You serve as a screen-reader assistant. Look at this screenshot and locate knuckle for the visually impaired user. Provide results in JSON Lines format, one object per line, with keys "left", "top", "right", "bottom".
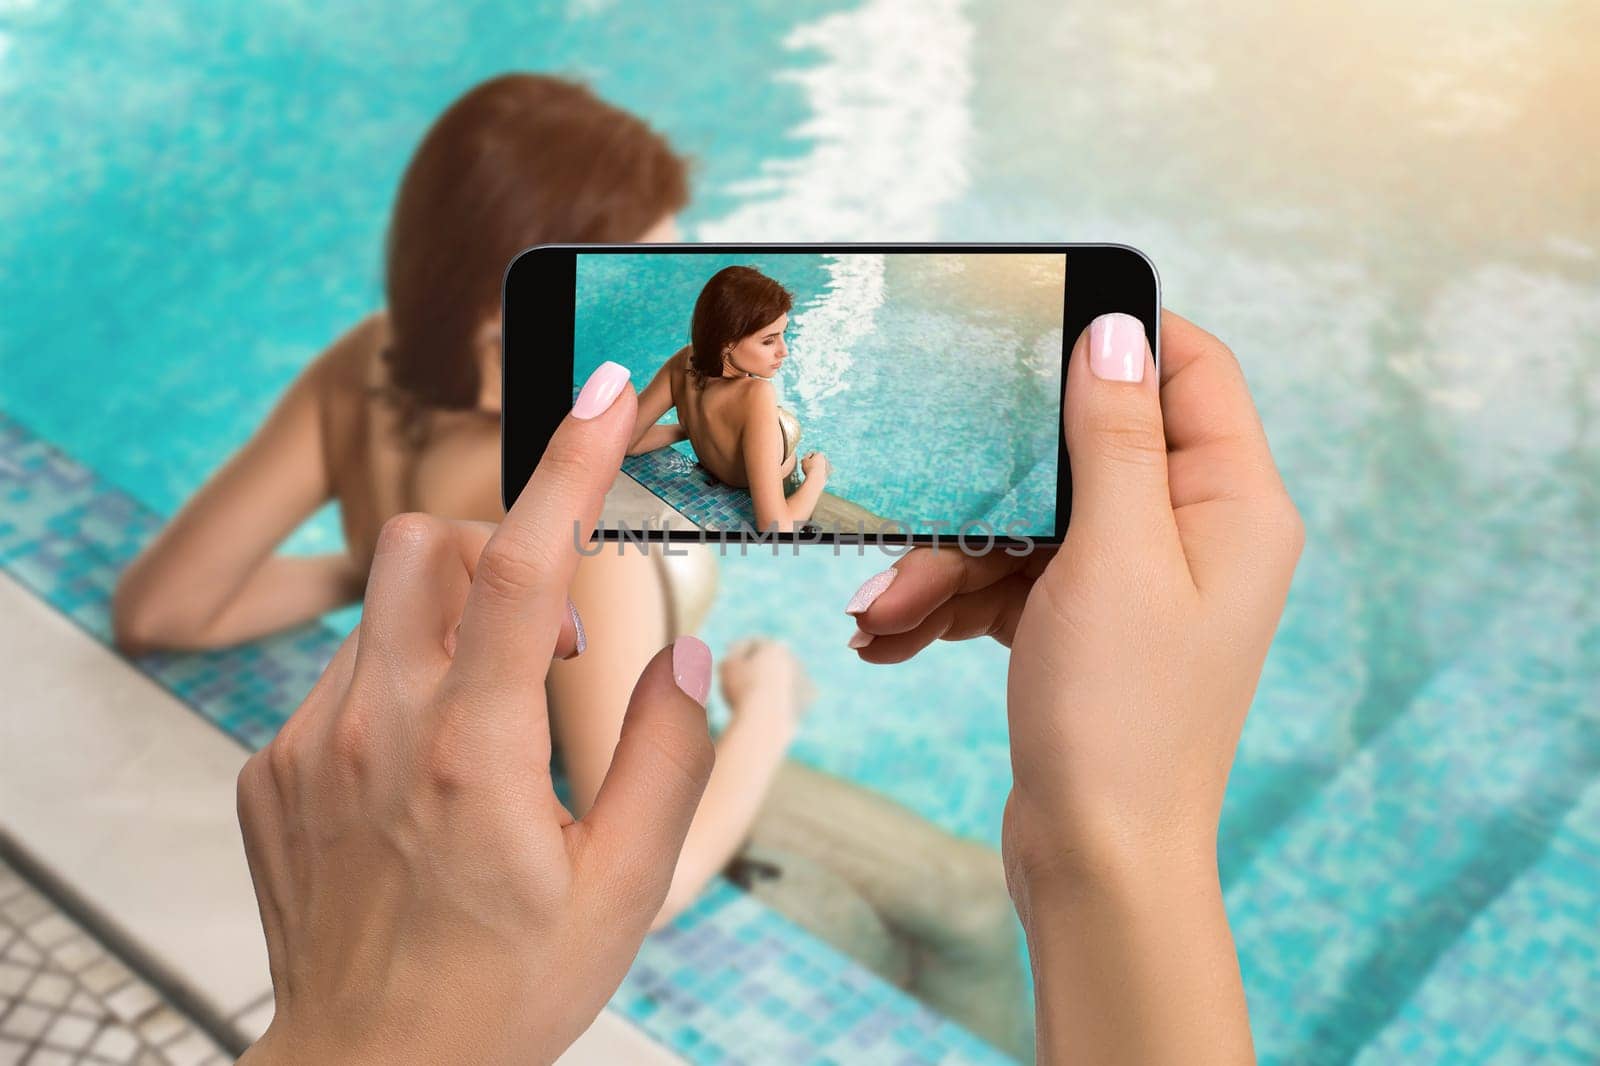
{"left": 1275, "top": 497, "right": 1307, "bottom": 559}
{"left": 236, "top": 753, "right": 272, "bottom": 814}
{"left": 1187, "top": 321, "right": 1244, "bottom": 373}
{"left": 1254, "top": 492, "right": 1306, "bottom": 560}
{"left": 265, "top": 733, "right": 300, "bottom": 793}
{"left": 539, "top": 443, "right": 591, "bottom": 487}
{"left": 374, "top": 512, "right": 446, "bottom": 559}
{"left": 1086, "top": 413, "right": 1167, "bottom": 467}
{"left": 329, "top": 711, "right": 374, "bottom": 777}
{"left": 645, "top": 716, "right": 717, "bottom": 794}
{"left": 676, "top": 723, "right": 717, "bottom": 785}
{"left": 418, "top": 727, "right": 473, "bottom": 797}
{"left": 474, "top": 533, "right": 558, "bottom": 604}
{"left": 527, "top": 447, "right": 592, "bottom": 510}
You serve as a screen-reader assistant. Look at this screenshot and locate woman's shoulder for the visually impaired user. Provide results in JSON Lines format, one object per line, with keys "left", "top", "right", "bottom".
{"left": 663, "top": 344, "right": 692, "bottom": 378}
{"left": 733, "top": 375, "right": 778, "bottom": 409}
{"left": 308, "top": 312, "right": 390, "bottom": 396}
{"left": 708, "top": 377, "right": 771, "bottom": 443}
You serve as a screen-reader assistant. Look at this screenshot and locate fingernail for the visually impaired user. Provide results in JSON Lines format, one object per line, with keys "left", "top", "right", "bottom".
{"left": 845, "top": 569, "right": 896, "bottom": 615}
{"left": 847, "top": 629, "right": 875, "bottom": 650}
{"left": 572, "top": 360, "right": 631, "bottom": 419}
{"left": 564, "top": 599, "right": 586, "bottom": 660}
{"left": 672, "top": 636, "right": 712, "bottom": 706}
{"left": 1088, "top": 313, "right": 1146, "bottom": 383}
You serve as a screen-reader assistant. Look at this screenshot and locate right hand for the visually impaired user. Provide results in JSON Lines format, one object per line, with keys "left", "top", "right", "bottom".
{"left": 801, "top": 450, "right": 830, "bottom": 482}
{"left": 237, "top": 361, "right": 716, "bottom": 1066}
{"left": 847, "top": 311, "right": 1303, "bottom": 881}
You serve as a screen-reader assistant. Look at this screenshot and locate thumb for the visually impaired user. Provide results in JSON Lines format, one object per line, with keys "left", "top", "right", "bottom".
{"left": 1062, "top": 313, "right": 1179, "bottom": 550}
{"left": 578, "top": 637, "right": 715, "bottom": 909}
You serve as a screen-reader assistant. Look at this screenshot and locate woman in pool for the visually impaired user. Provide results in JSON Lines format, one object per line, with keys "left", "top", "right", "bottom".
{"left": 110, "top": 73, "right": 1028, "bottom": 1053}
{"left": 627, "top": 266, "right": 830, "bottom": 532}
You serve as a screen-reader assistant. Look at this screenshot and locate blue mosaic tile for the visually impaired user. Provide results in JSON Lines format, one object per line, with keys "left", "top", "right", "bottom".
{"left": 623, "top": 444, "right": 760, "bottom": 532}
{"left": 623, "top": 883, "right": 1006, "bottom": 1065}
{"left": 0, "top": 410, "right": 1014, "bottom": 1065}
{"left": 0, "top": 412, "right": 342, "bottom": 749}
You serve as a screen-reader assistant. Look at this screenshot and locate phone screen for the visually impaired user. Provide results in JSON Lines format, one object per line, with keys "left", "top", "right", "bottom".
{"left": 503, "top": 244, "right": 1159, "bottom": 547}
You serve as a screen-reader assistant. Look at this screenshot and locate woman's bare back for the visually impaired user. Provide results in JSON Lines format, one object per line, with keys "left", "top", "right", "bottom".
{"left": 666, "top": 347, "right": 797, "bottom": 487}
{"left": 319, "top": 315, "right": 503, "bottom": 573}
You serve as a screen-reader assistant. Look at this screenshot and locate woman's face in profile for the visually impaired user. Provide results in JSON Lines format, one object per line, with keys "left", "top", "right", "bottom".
{"left": 726, "top": 313, "right": 790, "bottom": 378}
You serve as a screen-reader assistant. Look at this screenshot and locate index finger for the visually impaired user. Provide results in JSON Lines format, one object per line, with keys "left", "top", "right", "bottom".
{"left": 851, "top": 547, "right": 1036, "bottom": 636}
{"left": 1160, "top": 310, "right": 1290, "bottom": 508}
{"left": 1160, "top": 312, "right": 1302, "bottom": 598}
{"left": 450, "top": 361, "right": 635, "bottom": 701}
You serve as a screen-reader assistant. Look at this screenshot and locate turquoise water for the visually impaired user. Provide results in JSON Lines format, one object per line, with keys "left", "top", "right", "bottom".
{"left": 2, "top": 1, "right": 1597, "bottom": 1062}
{"left": 575, "top": 251, "right": 1063, "bottom": 534}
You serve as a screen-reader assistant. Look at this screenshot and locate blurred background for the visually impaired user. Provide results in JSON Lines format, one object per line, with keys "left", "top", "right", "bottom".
{"left": 1, "top": 1, "right": 1595, "bottom": 1064}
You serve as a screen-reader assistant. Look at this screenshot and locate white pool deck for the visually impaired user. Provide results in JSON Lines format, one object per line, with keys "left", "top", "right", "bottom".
{"left": 0, "top": 571, "right": 681, "bottom": 1064}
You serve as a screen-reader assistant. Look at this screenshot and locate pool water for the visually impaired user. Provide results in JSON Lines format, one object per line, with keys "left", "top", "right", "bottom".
{"left": 575, "top": 250, "right": 1063, "bottom": 535}
{"left": 3, "top": 1, "right": 1598, "bottom": 1063}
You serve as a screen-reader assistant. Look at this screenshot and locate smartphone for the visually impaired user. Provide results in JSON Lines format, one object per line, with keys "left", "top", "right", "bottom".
{"left": 502, "top": 243, "right": 1158, "bottom": 548}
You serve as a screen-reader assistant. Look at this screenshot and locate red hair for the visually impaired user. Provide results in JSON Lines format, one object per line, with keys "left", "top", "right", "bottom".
{"left": 384, "top": 74, "right": 689, "bottom": 432}
{"left": 688, "top": 266, "right": 793, "bottom": 380}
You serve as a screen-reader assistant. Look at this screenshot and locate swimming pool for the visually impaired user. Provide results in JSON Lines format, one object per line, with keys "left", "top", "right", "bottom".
{"left": 3, "top": 1, "right": 1597, "bottom": 1063}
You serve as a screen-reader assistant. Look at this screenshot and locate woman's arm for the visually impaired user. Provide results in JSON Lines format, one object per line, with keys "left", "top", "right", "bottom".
{"left": 742, "top": 387, "right": 826, "bottom": 530}
{"left": 547, "top": 551, "right": 793, "bottom": 930}
{"left": 111, "top": 322, "right": 374, "bottom": 653}
{"left": 629, "top": 422, "right": 687, "bottom": 455}
{"left": 625, "top": 350, "right": 687, "bottom": 455}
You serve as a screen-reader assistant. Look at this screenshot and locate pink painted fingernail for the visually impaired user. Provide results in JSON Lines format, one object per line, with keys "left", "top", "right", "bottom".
{"left": 572, "top": 360, "right": 631, "bottom": 419}
{"left": 847, "top": 629, "right": 875, "bottom": 650}
{"left": 845, "top": 569, "right": 896, "bottom": 615}
{"left": 1088, "top": 313, "right": 1146, "bottom": 383}
{"left": 672, "top": 636, "right": 712, "bottom": 706}
{"left": 565, "top": 599, "right": 586, "bottom": 660}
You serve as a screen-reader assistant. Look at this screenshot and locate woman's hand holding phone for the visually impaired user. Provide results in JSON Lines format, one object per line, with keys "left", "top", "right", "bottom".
{"left": 237, "top": 362, "right": 716, "bottom": 1066}
{"left": 848, "top": 311, "right": 1303, "bottom": 1065}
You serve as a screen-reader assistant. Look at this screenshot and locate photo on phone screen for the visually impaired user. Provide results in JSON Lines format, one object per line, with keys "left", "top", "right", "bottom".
{"left": 502, "top": 244, "right": 1159, "bottom": 547}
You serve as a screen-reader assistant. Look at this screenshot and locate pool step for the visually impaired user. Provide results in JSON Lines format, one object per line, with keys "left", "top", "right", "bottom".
{"left": 1221, "top": 581, "right": 1598, "bottom": 1064}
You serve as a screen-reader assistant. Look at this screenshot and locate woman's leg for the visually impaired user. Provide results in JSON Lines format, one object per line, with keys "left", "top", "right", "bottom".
{"left": 548, "top": 550, "right": 794, "bottom": 927}
{"left": 742, "top": 763, "right": 1031, "bottom": 1060}
{"left": 730, "top": 840, "right": 914, "bottom": 986}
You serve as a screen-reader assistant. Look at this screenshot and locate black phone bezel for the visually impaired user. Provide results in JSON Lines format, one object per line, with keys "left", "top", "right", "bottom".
{"left": 502, "top": 242, "right": 1160, "bottom": 548}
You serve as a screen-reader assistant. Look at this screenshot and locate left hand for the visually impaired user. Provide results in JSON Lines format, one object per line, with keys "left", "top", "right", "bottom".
{"left": 237, "top": 361, "right": 716, "bottom": 1066}
{"left": 847, "top": 311, "right": 1298, "bottom": 1064}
